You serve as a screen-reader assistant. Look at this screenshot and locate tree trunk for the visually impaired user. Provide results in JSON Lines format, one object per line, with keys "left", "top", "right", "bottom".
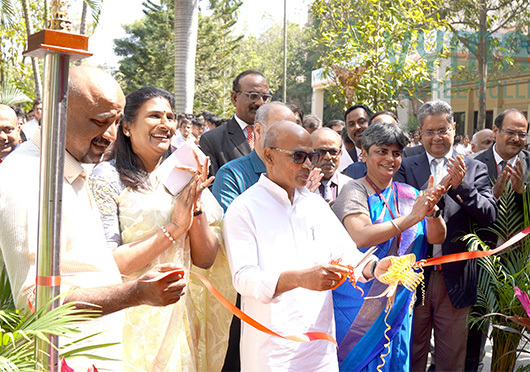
{"left": 21, "top": 0, "right": 42, "bottom": 100}
{"left": 74, "top": 1, "right": 89, "bottom": 66}
{"left": 476, "top": 0, "right": 488, "bottom": 130}
{"left": 174, "top": 0, "right": 198, "bottom": 113}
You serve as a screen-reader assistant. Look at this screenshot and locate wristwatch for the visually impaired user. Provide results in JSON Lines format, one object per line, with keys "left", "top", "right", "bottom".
{"left": 427, "top": 206, "right": 441, "bottom": 219}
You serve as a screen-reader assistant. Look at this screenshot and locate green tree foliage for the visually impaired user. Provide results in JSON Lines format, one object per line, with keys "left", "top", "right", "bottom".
{"left": 114, "top": 0, "right": 174, "bottom": 94}
{"left": 310, "top": 0, "right": 447, "bottom": 112}
{"left": 115, "top": 0, "right": 243, "bottom": 117}
{"left": 440, "top": 0, "right": 530, "bottom": 130}
{"left": 236, "top": 21, "right": 319, "bottom": 117}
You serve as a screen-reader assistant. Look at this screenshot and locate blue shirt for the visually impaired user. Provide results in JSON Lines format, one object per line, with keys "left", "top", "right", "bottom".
{"left": 212, "top": 150, "right": 266, "bottom": 212}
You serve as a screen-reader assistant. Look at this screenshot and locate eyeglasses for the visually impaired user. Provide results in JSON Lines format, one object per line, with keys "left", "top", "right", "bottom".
{"left": 269, "top": 147, "right": 321, "bottom": 165}
{"left": 422, "top": 127, "right": 452, "bottom": 137}
{"left": 501, "top": 128, "right": 527, "bottom": 139}
{"left": 314, "top": 148, "right": 341, "bottom": 158}
{"left": 237, "top": 91, "right": 272, "bottom": 103}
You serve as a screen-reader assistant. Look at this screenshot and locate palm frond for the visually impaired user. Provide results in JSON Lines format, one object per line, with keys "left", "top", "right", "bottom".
{"left": 0, "top": 0, "right": 15, "bottom": 27}
{"left": 83, "top": 0, "right": 102, "bottom": 26}
{"left": 0, "top": 82, "right": 31, "bottom": 107}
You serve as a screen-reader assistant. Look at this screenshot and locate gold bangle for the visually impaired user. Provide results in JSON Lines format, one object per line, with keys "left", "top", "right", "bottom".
{"left": 390, "top": 219, "right": 402, "bottom": 233}
{"left": 161, "top": 225, "right": 177, "bottom": 245}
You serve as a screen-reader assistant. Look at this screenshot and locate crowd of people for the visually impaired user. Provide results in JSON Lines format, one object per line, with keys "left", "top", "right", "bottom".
{"left": 0, "top": 66, "right": 529, "bottom": 372}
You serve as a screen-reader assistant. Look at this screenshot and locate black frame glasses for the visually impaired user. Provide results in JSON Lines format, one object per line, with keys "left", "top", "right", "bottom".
{"left": 269, "top": 147, "right": 320, "bottom": 165}
{"left": 500, "top": 128, "right": 527, "bottom": 139}
{"left": 422, "top": 127, "right": 453, "bottom": 137}
{"left": 237, "top": 91, "right": 273, "bottom": 103}
{"left": 314, "top": 147, "right": 341, "bottom": 158}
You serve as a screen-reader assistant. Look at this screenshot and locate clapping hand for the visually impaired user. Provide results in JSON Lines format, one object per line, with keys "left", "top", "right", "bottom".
{"left": 306, "top": 167, "right": 324, "bottom": 193}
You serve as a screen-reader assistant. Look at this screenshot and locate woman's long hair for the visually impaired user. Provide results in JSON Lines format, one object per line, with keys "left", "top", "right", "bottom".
{"left": 109, "top": 87, "right": 175, "bottom": 190}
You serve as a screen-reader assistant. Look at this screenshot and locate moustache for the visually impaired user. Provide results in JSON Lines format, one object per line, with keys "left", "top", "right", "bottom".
{"left": 92, "top": 137, "right": 111, "bottom": 147}
{"left": 249, "top": 105, "right": 260, "bottom": 111}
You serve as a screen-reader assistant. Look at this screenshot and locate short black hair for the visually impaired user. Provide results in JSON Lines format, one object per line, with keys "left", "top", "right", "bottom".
{"left": 232, "top": 70, "right": 265, "bottom": 92}
{"left": 361, "top": 122, "right": 409, "bottom": 152}
{"left": 344, "top": 104, "right": 373, "bottom": 122}
{"left": 494, "top": 108, "right": 528, "bottom": 131}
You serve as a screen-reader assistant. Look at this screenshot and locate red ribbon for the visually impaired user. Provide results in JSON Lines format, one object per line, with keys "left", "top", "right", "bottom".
{"left": 413, "top": 225, "right": 530, "bottom": 268}
{"left": 141, "top": 268, "right": 337, "bottom": 345}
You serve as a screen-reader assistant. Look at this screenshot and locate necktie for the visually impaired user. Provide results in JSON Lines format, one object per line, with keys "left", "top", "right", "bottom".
{"left": 431, "top": 158, "right": 444, "bottom": 186}
{"left": 498, "top": 160, "right": 507, "bottom": 175}
{"left": 246, "top": 125, "right": 254, "bottom": 150}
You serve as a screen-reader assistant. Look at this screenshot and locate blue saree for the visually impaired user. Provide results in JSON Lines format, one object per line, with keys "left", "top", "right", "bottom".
{"left": 333, "top": 181, "right": 427, "bottom": 372}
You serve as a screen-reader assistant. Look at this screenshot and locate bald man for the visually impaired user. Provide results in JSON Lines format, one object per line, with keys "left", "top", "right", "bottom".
{"left": 223, "top": 121, "right": 392, "bottom": 372}
{"left": 212, "top": 101, "right": 296, "bottom": 212}
{"left": 0, "top": 105, "right": 22, "bottom": 162}
{"left": 471, "top": 128, "right": 494, "bottom": 154}
{"left": 0, "top": 66, "right": 186, "bottom": 371}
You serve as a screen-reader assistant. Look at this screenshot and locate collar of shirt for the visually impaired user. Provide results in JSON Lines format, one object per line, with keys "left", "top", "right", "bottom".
{"left": 31, "top": 130, "right": 88, "bottom": 184}
{"left": 492, "top": 143, "right": 517, "bottom": 168}
{"left": 234, "top": 114, "right": 253, "bottom": 137}
{"left": 258, "top": 173, "right": 311, "bottom": 207}
{"left": 249, "top": 150, "right": 266, "bottom": 174}
{"left": 425, "top": 147, "right": 454, "bottom": 166}
{"left": 356, "top": 145, "right": 362, "bottom": 160}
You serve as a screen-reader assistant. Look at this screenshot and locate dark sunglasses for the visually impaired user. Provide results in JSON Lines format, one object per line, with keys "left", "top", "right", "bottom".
{"left": 237, "top": 91, "right": 273, "bottom": 103}
{"left": 314, "top": 148, "right": 341, "bottom": 157}
{"left": 269, "top": 147, "right": 320, "bottom": 165}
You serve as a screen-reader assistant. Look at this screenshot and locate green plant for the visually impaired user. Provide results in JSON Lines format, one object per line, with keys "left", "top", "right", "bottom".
{"left": 464, "top": 185, "right": 530, "bottom": 372}
{"left": 0, "top": 268, "right": 114, "bottom": 370}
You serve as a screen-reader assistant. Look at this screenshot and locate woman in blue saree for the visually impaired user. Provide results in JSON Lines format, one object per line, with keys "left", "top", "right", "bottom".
{"left": 332, "top": 123, "right": 447, "bottom": 371}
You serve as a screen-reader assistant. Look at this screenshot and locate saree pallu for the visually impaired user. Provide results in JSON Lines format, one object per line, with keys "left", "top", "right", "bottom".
{"left": 333, "top": 182, "right": 427, "bottom": 372}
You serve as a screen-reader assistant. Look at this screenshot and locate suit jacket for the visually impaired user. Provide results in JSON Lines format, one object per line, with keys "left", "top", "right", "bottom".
{"left": 402, "top": 144, "right": 425, "bottom": 158}
{"left": 347, "top": 147, "right": 359, "bottom": 163}
{"left": 342, "top": 161, "right": 367, "bottom": 179}
{"left": 474, "top": 145, "right": 530, "bottom": 185}
{"left": 199, "top": 117, "right": 251, "bottom": 176}
{"left": 394, "top": 153, "right": 498, "bottom": 308}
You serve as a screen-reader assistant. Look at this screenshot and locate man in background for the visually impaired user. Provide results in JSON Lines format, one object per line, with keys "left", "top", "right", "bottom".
{"left": 200, "top": 70, "right": 271, "bottom": 176}
{"left": 0, "top": 105, "right": 23, "bottom": 162}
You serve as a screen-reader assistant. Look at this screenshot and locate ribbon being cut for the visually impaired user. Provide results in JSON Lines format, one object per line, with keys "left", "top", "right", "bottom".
{"left": 57, "top": 225, "right": 530, "bottom": 371}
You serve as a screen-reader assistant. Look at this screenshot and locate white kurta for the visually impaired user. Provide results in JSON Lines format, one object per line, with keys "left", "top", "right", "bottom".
{"left": 0, "top": 133, "right": 124, "bottom": 371}
{"left": 224, "top": 174, "right": 370, "bottom": 372}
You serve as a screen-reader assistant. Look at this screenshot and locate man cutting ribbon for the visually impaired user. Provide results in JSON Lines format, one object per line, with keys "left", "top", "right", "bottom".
{"left": 223, "top": 121, "right": 394, "bottom": 372}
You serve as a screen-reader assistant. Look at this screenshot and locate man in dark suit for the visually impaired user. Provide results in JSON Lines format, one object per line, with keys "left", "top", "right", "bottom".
{"left": 199, "top": 70, "right": 271, "bottom": 176}
{"left": 344, "top": 104, "right": 372, "bottom": 163}
{"left": 466, "top": 109, "right": 530, "bottom": 371}
{"left": 402, "top": 143, "right": 425, "bottom": 157}
{"left": 475, "top": 109, "right": 530, "bottom": 197}
{"left": 394, "top": 100, "right": 497, "bottom": 372}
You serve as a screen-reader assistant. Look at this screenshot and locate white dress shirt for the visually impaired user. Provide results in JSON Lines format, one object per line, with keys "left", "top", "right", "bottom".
{"left": 223, "top": 174, "right": 371, "bottom": 372}
{"left": 0, "top": 132, "right": 124, "bottom": 371}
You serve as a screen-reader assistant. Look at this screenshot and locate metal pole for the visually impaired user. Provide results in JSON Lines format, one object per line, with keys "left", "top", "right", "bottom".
{"left": 283, "top": 0, "right": 287, "bottom": 103}
{"left": 35, "top": 51, "right": 70, "bottom": 372}
{"left": 34, "top": 1, "right": 72, "bottom": 371}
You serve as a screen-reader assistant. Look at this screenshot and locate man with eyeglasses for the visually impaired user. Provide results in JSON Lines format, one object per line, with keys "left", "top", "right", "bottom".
{"left": 468, "top": 109, "right": 529, "bottom": 371}
{"left": 224, "top": 120, "right": 390, "bottom": 372}
{"left": 311, "top": 127, "right": 350, "bottom": 204}
{"left": 394, "top": 100, "right": 497, "bottom": 372}
{"left": 199, "top": 70, "right": 272, "bottom": 176}
{"left": 475, "top": 109, "right": 530, "bottom": 199}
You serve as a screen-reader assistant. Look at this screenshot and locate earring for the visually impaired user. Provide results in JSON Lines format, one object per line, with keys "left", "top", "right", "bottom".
{"left": 124, "top": 130, "right": 130, "bottom": 136}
